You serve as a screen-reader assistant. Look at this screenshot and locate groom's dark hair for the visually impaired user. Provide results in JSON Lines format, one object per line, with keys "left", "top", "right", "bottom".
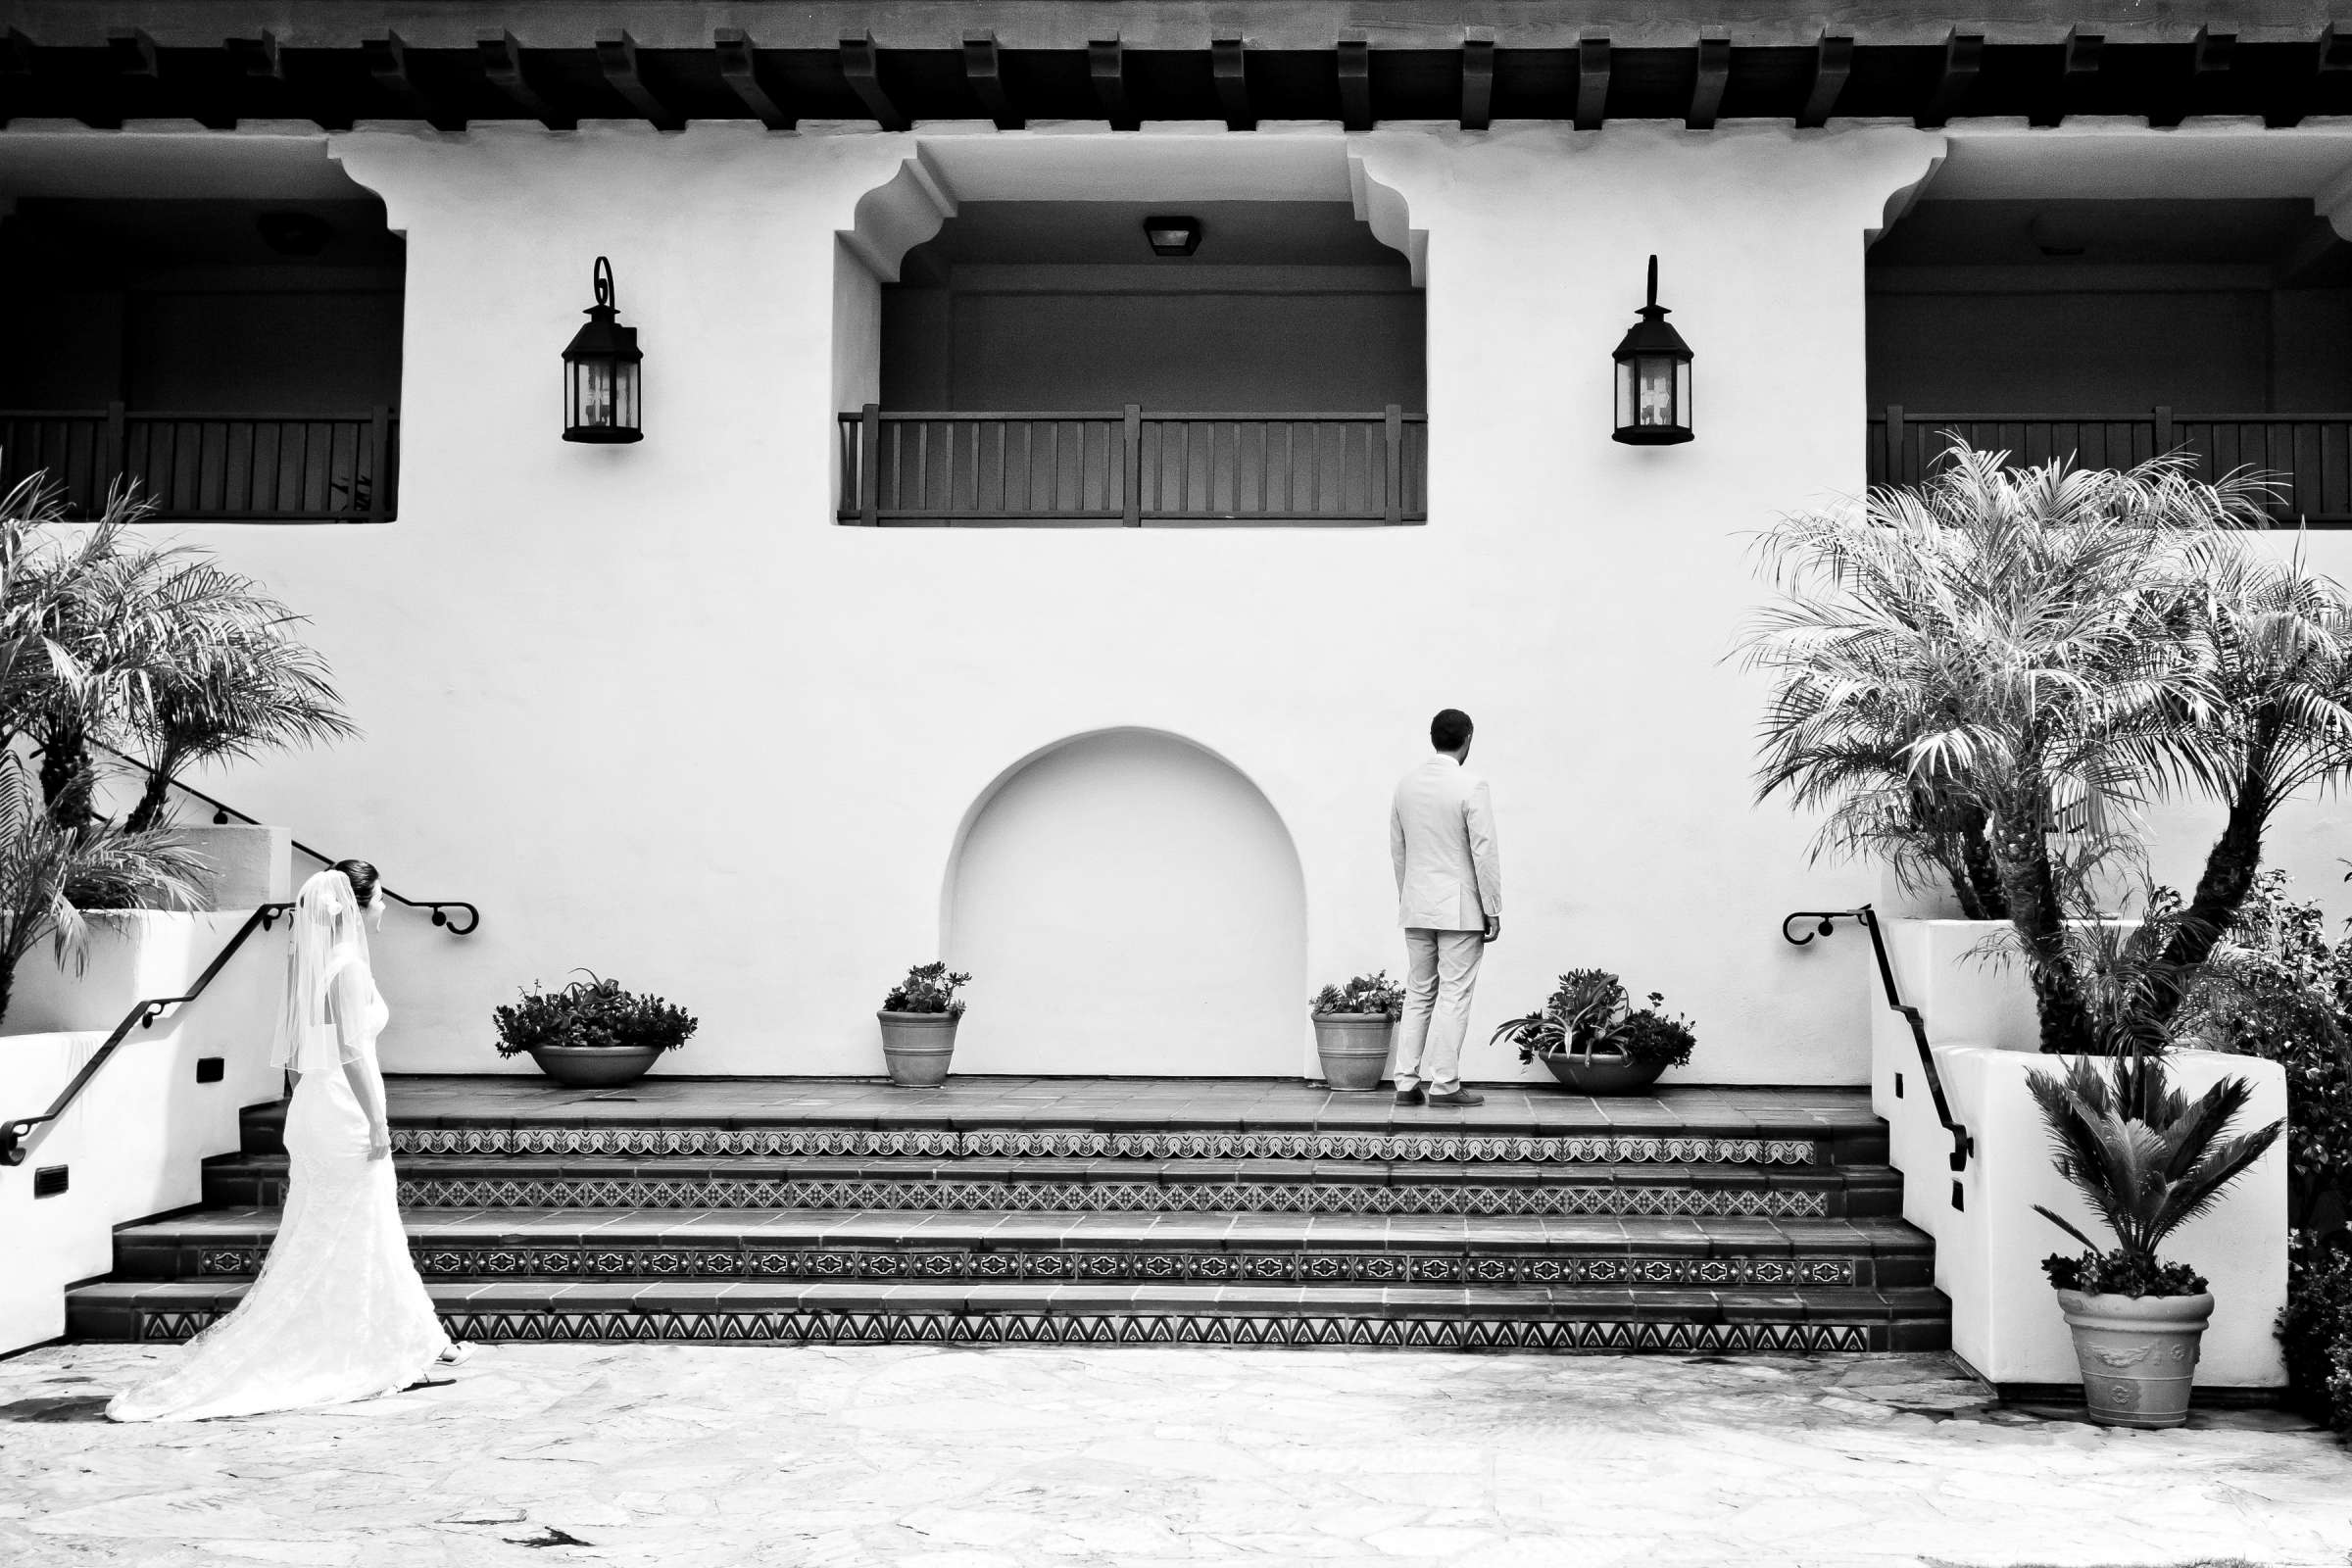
{"left": 1430, "top": 710, "right": 1474, "bottom": 752}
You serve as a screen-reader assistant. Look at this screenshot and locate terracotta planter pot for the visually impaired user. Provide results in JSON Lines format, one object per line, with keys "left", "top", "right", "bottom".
{"left": 1311, "top": 1012, "right": 1395, "bottom": 1092}
{"left": 878, "top": 1010, "right": 958, "bottom": 1088}
{"left": 2055, "top": 1288, "right": 2214, "bottom": 1428}
{"left": 1535, "top": 1048, "right": 1668, "bottom": 1096}
{"left": 525, "top": 1044, "right": 663, "bottom": 1089}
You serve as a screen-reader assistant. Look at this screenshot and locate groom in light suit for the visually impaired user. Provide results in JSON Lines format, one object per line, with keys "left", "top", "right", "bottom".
{"left": 1388, "top": 709, "right": 1502, "bottom": 1107}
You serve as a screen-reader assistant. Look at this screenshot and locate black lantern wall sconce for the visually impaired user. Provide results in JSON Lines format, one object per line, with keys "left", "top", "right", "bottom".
{"left": 562, "top": 256, "right": 643, "bottom": 444}
{"left": 1611, "top": 255, "right": 1693, "bottom": 446}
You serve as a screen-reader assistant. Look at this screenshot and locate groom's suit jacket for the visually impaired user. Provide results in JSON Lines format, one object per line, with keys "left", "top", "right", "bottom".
{"left": 1389, "top": 754, "right": 1503, "bottom": 932}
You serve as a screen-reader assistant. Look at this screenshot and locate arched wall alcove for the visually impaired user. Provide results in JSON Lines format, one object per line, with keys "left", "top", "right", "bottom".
{"left": 941, "top": 727, "right": 1307, "bottom": 1077}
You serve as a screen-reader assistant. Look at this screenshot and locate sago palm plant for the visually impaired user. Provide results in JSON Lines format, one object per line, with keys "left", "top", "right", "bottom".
{"left": 2029, "top": 1049, "right": 2282, "bottom": 1295}
{"left": 1742, "top": 444, "right": 2272, "bottom": 1054}
{"left": 122, "top": 622, "right": 357, "bottom": 832}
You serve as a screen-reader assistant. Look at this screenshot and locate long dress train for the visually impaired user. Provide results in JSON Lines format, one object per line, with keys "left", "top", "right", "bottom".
{"left": 107, "top": 961, "right": 449, "bottom": 1421}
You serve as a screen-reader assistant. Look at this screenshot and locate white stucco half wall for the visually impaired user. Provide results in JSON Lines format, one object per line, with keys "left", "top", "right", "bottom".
{"left": 0, "top": 912, "right": 286, "bottom": 1353}
{"left": 1869, "top": 918, "right": 2287, "bottom": 1389}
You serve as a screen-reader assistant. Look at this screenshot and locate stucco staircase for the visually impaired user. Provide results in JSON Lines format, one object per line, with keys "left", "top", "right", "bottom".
{"left": 69, "top": 1078, "right": 1949, "bottom": 1352}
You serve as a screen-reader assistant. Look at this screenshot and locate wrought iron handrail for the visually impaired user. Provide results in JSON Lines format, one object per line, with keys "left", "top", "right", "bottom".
{"left": 0, "top": 902, "right": 289, "bottom": 1166}
{"left": 80, "top": 739, "right": 479, "bottom": 936}
{"left": 1782, "top": 905, "right": 1975, "bottom": 1189}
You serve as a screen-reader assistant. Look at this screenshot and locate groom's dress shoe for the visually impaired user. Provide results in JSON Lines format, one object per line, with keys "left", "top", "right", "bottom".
{"left": 1394, "top": 1087, "right": 1426, "bottom": 1105}
{"left": 1426, "top": 1089, "right": 1486, "bottom": 1106}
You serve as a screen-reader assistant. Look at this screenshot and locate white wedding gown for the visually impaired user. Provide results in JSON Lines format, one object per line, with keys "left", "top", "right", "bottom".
{"left": 108, "top": 955, "right": 449, "bottom": 1422}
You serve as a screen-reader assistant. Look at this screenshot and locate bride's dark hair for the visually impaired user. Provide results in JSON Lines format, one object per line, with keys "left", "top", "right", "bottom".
{"left": 331, "top": 858, "right": 380, "bottom": 907}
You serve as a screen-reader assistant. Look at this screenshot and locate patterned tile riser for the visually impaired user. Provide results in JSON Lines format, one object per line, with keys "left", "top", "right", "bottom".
{"left": 390, "top": 1127, "right": 1820, "bottom": 1165}
{"left": 383, "top": 1178, "right": 1836, "bottom": 1219}
{"left": 192, "top": 1246, "right": 1862, "bottom": 1288}
{"left": 133, "top": 1308, "right": 1882, "bottom": 1353}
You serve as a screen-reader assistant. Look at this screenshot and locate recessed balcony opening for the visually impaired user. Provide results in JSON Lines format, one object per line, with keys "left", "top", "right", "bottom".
{"left": 0, "top": 187, "right": 403, "bottom": 522}
{"left": 1867, "top": 194, "right": 2352, "bottom": 524}
{"left": 845, "top": 197, "right": 1426, "bottom": 526}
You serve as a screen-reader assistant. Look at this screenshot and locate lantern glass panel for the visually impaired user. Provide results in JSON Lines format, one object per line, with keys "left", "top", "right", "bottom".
{"left": 1637, "top": 355, "right": 1680, "bottom": 430}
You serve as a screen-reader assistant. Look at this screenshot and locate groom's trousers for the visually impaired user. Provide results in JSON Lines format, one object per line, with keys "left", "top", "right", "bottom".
{"left": 1392, "top": 927, "right": 1484, "bottom": 1096}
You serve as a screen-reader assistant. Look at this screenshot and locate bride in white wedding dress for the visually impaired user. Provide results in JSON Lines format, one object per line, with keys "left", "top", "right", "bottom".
{"left": 109, "top": 861, "right": 458, "bottom": 1422}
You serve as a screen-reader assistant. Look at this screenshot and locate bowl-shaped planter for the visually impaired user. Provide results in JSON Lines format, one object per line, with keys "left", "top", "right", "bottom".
{"left": 525, "top": 1043, "right": 664, "bottom": 1089}
{"left": 879, "top": 1010, "right": 957, "bottom": 1088}
{"left": 2054, "top": 1289, "right": 2215, "bottom": 1428}
{"left": 1534, "top": 1047, "right": 1667, "bottom": 1096}
{"left": 1311, "top": 1012, "right": 1394, "bottom": 1092}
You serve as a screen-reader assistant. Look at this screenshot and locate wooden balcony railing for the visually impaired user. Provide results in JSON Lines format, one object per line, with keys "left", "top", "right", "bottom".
{"left": 1869, "top": 407, "right": 2352, "bottom": 526}
{"left": 0, "top": 405, "right": 398, "bottom": 522}
{"left": 838, "top": 405, "right": 1427, "bottom": 526}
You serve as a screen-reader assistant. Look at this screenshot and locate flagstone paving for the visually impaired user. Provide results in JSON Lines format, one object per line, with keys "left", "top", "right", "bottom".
{"left": 0, "top": 1346, "right": 2342, "bottom": 1568}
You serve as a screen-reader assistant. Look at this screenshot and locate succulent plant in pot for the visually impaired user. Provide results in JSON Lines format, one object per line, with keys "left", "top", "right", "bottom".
{"left": 878, "top": 962, "right": 969, "bottom": 1088}
{"left": 493, "top": 972, "right": 698, "bottom": 1089}
{"left": 1309, "top": 971, "right": 1405, "bottom": 1093}
{"left": 1489, "top": 969, "right": 1695, "bottom": 1095}
{"left": 2029, "top": 1051, "right": 2283, "bottom": 1428}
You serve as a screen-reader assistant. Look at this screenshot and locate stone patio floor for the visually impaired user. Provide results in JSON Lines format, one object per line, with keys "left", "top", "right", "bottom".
{"left": 1, "top": 1345, "right": 2344, "bottom": 1568}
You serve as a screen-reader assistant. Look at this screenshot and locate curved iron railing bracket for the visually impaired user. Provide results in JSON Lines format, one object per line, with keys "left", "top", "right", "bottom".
{"left": 1782, "top": 904, "right": 1975, "bottom": 1197}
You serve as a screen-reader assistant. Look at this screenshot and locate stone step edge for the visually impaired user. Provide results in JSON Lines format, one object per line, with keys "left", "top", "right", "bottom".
{"left": 344, "top": 1127, "right": 1865, "bottom": 1166}
{"left": 208, "top": 1155, "right": 1898, "bottom": 1186}
{"left": 69, "top": 1276, "right": 1949, "bottom": 1315}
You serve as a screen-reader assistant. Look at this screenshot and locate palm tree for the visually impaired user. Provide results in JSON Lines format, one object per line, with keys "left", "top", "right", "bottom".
{"left": 2120, "top": 538, "right": 2352, "bottom": 1032}
{"left": 1742, "top": 445, "right": 2270, "bottom": 1054}
{"left": 2028, "top": 1048, "right": 2282, "bottom": 1275}
{"left": 2, "top": 477, "right": 356, "bottom": 828}
{"left": 122, "top": 612, "right": 356, "bottom": 833}
{"left": 0, "top": 755, "right": 206, "bottom": 1026}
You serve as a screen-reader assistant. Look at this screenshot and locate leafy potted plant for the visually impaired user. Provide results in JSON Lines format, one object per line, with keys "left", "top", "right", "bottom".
{"left": 878, "top": 962, "right": 968, "bottom": 1088}
{"left": 493, "top": 971, "right": 698, "bottom": 1088}
{"left": 2029, "top": 1050, "right": 2283, "bottom": 1428}
{"left": 1490, "top": 969, "right": 1694, "bottom": 1094}
{"left": 1309, "top": 971, "right": 1404, "bottom": 1092}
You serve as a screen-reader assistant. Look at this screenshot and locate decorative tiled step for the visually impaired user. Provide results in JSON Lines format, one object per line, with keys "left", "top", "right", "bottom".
{"left": 243, "top": 1078, "right": 1893, "bottom": 1166}
{"left": 201, "top": 1155, "right": 1898, "bottom": 1218}
{"left": 66, "top": 1279, "right": 1954, "bottom": 1353}
{"left": 112, "top": 1210, "right": 1935, "bottom": 1290}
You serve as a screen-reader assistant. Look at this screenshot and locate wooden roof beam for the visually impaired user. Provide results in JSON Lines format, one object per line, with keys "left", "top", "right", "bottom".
{"left": 1459, "top": 30, "right": 1494, "bottom": 131}
{"left": 2193, "top": 25, "right": 2234, "bottom": 74}
{"left": 478, "top": 29, "right": 572, "bottom": 128}
{"left": 597, "top": 29, "right": 682, "bottom": 129}
{"left": 226, "top": 30, "right": 279, "bottom": 82}
{"left": 363, "top": 30, "right": 464, "bottom": 131}
{"left": 1338, "top": 32, "right": 1373, "bottom": 129}
{"left": 714, "top": 28, "right": 792, "bottom": 129}
{"left": 964, "top": 31, "right": 1020, "bottom": 129}
{"left": 1920, "top": 31, "right": 1981, "bottom": 127}
{"left": 1213, "top": 36, "right": 1252, "bottom": 130}
{"left": 107, "top": 27, "right": 156, "bottom": 78}
{"left": 1575, "top": 36, "right": 1609, "bottom": 130}
{"left": 1797, "top": 33, "right": 1852, "bottom": 127}
{"left": 1089, "top": 37, "right": 1136, "bottom": 130}
{"left": 1687, "top": 36, "right": 1729, "bottom": 129}
{"left": 841, "top": 32, "right": 906, "bottom": 131}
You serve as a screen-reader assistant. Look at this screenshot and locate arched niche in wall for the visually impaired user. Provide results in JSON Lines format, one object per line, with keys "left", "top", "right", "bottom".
{"left": 940, "top": 727, "right": 1307, "bottom": 1077}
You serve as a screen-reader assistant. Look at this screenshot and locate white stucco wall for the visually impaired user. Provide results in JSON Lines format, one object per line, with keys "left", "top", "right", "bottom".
{"left": 26, "top": 117, "right": 2345, "bottom": 1086}
{"left": 94, "top": 118, "right": 1935, "bottom": 1084}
